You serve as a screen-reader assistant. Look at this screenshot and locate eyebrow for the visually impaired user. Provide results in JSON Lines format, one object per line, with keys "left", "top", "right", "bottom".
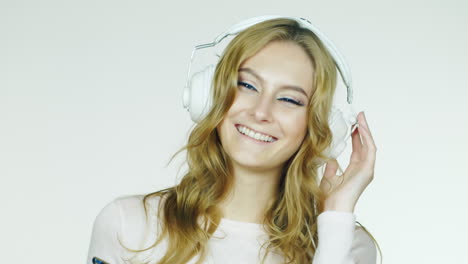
{"left": 238, "top": 67, "right": 309, "bottom": 98}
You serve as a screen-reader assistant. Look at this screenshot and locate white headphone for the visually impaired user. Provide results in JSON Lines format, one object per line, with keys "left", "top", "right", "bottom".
{"left": 183, "top": 15, "right": 358, "bottom": 159}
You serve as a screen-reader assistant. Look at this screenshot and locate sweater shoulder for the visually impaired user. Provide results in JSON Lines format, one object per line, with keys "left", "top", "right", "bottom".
{"left": 113, "top": 193, "right": 165, "bottom": 249}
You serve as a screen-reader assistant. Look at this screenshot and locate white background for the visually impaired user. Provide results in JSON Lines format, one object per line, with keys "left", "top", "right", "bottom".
{"left": 1, "top": 0, "right": 467, "bottom": 263}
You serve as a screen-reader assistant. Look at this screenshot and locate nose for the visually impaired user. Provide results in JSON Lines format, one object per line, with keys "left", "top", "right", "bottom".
{"left": 248, "top": 93, "right": 273, "bottom": 122}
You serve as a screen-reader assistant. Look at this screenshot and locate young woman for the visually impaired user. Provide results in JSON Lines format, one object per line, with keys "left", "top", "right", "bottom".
{"left": 87, "top": 16, "right": 379, "bottom": 264}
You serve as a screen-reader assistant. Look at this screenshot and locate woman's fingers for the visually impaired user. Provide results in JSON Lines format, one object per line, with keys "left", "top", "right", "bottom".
{"left": 320, "top": 159, "right": 339, "bottom": 192}
{"left": 357, "top": 112, "right": 377, "bottom": 165}
{"left": 323, "top": 159, "right": 339, "bottom": 179}
{"left": 361, "top": 112, "right": 375, "bottom": 142}
{"left": 350, "top": 124, "right": 362, "bottom": 162}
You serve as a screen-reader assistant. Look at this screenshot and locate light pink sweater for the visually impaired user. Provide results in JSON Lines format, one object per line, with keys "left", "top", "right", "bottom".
{"left": 87, "top": 194, "right": 376, "bottom": 264}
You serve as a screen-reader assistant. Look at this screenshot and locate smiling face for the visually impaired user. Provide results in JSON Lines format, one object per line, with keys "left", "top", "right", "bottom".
{"left": 217, "top": 40, "right": 315, "bottom": 174}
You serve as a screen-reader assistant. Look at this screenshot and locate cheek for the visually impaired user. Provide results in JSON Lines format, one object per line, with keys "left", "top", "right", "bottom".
{"left": 223, "top": 95, "right": 250, "bottom": 121}
{"left": 218, "top": 108, "right": 237, "bottom": 143}
{"left": 282, "top": 112, "right": 308, "bottom": 137}
{"left": 230, "top": 93, "right": 251, "bottom": 110}
{"left": 219, "top": 113, "right": 232, "bottom": 133}
{"left": 217, "top": 120, "right": 231, "bottom": 149}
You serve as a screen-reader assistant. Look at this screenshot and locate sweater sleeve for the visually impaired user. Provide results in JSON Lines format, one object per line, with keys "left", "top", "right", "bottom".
{"left": 86, "top": 198, "right": 125, "bottom": 264}
{"left": 312, "top": 211, "right": 377, "bottom": 264}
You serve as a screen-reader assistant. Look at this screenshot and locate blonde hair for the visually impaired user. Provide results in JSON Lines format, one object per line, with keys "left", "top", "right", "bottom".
{"left": 122, "top": 18, "right": 382, "bottom": 264}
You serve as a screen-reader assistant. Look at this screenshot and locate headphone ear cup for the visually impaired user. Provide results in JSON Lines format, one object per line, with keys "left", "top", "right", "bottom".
{"left": 324, "top": 106, "right": 356, "bottom": 159}
{"left": 187, "top": 64, "right": 216, "bottom": 122}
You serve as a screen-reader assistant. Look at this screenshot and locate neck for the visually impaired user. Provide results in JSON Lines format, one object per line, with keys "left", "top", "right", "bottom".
{"left": 219, "top": 164, "right": 282, "bottom": 224}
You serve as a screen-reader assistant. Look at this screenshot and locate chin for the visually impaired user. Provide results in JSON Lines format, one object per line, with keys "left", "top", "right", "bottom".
{"left": 229, "top": 152, "right": 285, "bottom": 172}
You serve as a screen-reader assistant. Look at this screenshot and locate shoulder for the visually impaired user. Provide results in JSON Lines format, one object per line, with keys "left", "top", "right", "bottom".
{"left": 94, "top": 194, "right": 146, "bottom": 225}
{"left": 91, "top": 194, "right": 146, "bottom": 237}
{"left": 88, "top": 194, "right": 165, "bottom": 263}
{"left": 116, "top": 193, "right": 166, "bottom": 244}
{"left": 352, "top": 225, "right": 378, "bottom": 264}
{"left": 96, "top": 193, "right": 164, "bottom": 247}
{"left": 111, "top": 193, "right": 164, "bottom": 218}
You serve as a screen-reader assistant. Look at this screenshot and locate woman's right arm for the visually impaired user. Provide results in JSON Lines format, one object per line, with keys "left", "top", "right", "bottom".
{"left": 86, "top": 199, "right": 124, "bottom": 264}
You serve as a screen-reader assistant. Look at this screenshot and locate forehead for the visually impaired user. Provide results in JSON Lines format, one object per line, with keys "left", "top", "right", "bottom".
{"left": 238, "top": 41, "right": 315, "bottom": 96}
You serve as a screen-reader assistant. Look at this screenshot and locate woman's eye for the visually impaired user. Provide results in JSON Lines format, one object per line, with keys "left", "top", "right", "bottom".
{"left": 237, "top": 80, "right": 304, "bottom": 106}
{"left": 237, "top": 81, "right": 257, "bottom": 91}
{"left": 279, "top": 97, "right": 304, "bottom": 106}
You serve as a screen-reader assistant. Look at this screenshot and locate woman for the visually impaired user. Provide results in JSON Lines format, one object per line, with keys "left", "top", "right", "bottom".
{"left": 87, "top": 16, "right": 380, "bottom": 264}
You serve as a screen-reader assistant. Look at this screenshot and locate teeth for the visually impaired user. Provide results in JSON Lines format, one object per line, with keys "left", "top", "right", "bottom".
{"left": 254, "top": 132, "right": 261, "bottom": 139}
{"left": 236, "top": 125, "right": 275, "bottom": 142}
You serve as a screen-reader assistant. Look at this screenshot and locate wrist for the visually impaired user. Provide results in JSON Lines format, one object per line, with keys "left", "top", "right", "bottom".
{"left": 323, "top": 198, "right": 355, "bottom": 213}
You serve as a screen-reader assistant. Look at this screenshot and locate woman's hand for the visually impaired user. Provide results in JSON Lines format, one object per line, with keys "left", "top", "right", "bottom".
{"left": 319, "top": 112, "right": 377, "bottom": 213}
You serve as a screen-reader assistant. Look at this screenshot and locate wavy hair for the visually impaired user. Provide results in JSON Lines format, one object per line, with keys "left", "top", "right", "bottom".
{"left": 121, "top": 18, "right": 382, "bottom": 264}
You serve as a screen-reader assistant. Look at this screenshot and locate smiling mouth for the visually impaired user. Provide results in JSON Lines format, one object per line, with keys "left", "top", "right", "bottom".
{"left": 235, "top": 124, "right": 277, "bottom": 143}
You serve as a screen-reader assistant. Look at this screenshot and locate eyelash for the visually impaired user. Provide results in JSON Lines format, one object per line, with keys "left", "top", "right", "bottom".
{"left": 237, "top": 81, "right": 304, "bottom": 106}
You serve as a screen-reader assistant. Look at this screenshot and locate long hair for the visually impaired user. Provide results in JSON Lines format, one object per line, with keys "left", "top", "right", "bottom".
{"left": 121, "top": 18, "right": 381, "bottom": 264}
